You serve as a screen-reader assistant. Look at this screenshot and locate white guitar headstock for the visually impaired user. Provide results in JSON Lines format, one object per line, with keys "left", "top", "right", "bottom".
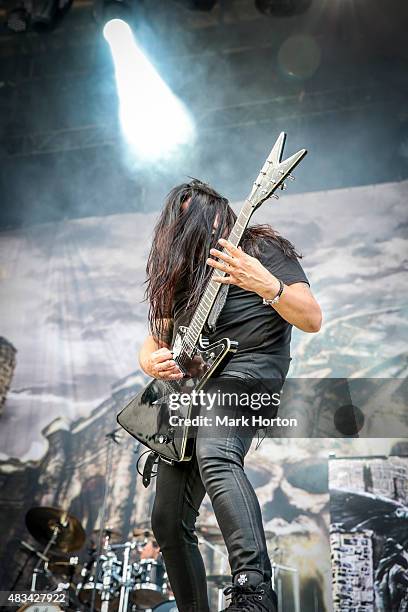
{"left": 248, "top": 132, "right": 307, "bottom": 209}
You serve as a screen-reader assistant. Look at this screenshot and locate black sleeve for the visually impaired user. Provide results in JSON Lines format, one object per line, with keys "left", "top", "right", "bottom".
{"left": 260, "top": 242, "right": 310, "bottom": 287}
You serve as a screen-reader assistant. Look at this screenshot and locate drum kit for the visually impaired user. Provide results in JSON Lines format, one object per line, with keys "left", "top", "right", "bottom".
{"left": 14, "top": 431, "right": 301, "bottom": 612}
{"left": 17, "top": 504, "right": 300, "bottom": 612}
{"left": 18, "top": 506, "right": 179, "bottom": 612}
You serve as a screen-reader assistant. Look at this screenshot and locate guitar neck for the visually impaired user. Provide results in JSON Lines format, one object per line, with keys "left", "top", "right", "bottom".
{"left": 180, "top": 133, "right": 307, "bottom": 354}
{"left": 184, "top": 199, "right": 254, "bottom": 350}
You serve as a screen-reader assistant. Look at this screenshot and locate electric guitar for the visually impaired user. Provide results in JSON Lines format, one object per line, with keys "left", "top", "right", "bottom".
{"left": 117, "top": 133, "right": 307, "bottom": 463}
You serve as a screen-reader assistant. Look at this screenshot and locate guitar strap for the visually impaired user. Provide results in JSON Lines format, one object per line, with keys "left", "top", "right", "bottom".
{"left": 142, "top": 450, "right": 159, "bottom": 488}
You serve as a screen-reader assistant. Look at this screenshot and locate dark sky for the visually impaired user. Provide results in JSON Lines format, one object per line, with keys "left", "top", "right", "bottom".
{"left": 0, "top": 0, "right": 407, "bottom": 229}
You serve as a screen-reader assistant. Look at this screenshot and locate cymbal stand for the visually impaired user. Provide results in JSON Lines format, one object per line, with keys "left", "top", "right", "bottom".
{"left": 30, "top": 523, "right": 61, "bottom": 591}
{"left": 100, "top": 550, "right": 115, "bottom": 612}
{"left": 10, "top": 541, "right": 50, "bottom": 594}
{"left": 116, "top": 541, "right": 134, "bottom": 612}
{"left": 271, "top": 562, "right": 300, "bottom": 612}
{"left": 198, "top": 536, "right": 228, "bottom": 611}
{"left": 91, "top": 428, "right": 123, "bottom": 612}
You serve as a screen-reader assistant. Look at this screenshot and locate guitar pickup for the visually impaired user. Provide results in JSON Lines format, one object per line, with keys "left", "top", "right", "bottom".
{"left": 199, "top": 335, "right": 210, "bottom": 348}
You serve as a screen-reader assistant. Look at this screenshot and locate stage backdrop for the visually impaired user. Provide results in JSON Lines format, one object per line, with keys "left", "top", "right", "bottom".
{"left": 0, "top": 179, "right": 407, "bottom": 611}
{"left": 329, "top": 456, "right": 408, "bottom": 612}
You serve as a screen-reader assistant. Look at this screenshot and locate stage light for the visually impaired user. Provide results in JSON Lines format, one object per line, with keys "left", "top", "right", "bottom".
{"left": 255, "top": 0, "right": 312, "bottom": 17}
{"left": 6, "top": 6, "right": 30, "bottom": 32}
{"left": 103, "top": 19, "right": 195, "bottom": 159}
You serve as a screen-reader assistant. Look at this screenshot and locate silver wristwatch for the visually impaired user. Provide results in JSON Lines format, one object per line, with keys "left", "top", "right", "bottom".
{"left": 262, "top": 279, "right": 284, "bottom": 306}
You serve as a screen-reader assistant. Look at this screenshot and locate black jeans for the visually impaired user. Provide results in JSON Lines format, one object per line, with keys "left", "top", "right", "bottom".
{"left": 151, "top": 376, "right": 277, "bottom": 612}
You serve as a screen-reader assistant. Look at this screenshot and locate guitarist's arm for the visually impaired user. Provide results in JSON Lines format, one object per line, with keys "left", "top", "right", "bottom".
{"left": 139, "top": 319, "right": 184, "bottom": 380}
{"left": 208, "top": 238, "right": 322, "bottom": 334}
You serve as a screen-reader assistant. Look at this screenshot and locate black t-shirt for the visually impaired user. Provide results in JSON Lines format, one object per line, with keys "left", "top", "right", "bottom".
{"left": 170, "top": 239, "right": 310, "bottom": 382}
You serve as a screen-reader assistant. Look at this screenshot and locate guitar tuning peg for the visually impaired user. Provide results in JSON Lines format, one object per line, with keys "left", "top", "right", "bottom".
{"left": 272, "top": 194, "right": 279, "bottom": 199}
{"left": 280, "top": 183, "right": 287, "bottom": 191}
{"left": 288, "top": 174, "right": 295, "bottom": 181}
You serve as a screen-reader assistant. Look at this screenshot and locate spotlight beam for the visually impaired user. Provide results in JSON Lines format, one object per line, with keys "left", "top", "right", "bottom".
{"left": 103, "top": 19, "right": 195, "bottom": 159}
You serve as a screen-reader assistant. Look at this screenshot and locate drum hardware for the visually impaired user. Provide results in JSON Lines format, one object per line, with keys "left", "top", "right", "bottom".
{"left": 20, "top": 540, "right": 50, "bottom": 564}
{"left": 197, "top": 531, "right": 229, "bottom": 611}
{"left": 206, "top": 574, "right": 232, "bottom": 587}
{"left": 17, "top": 603, "right": 64, "bottom": 612}
{"left": 130, "top": 557, "right": 167, "bottom": 609}
{"left": 88, "top": 428, "right": 131, "bottom": 612}
{"left": 11, "top": 540, "right": 51, "bottom": 597}
{"left": 47, "top": 556, "right": 79, "bottom": 580}
{"left": 117, "top": 541, "right": 134, "bottom": 612}
{"left": 100, "top": 551, "right": 122, "bottom": 612}
{"left": 76, "top": 549, "right": 123, "bottom": 612}
{"left": 24, "top": 507, "right": 85, "bottom": 593}
{"left": 76, "top": 557, "right": 104, "bottom": 610}
{"left": 91, "top": 528, "right": 124, "bottom": 545}
{"left": 17, "top": 509, "right": 84, "bottom": 612}
{"left": 25, "top": 507, "right": 86, "bottom": 554}
{"left": 271, "top": 561, "right": 300, "bottom": 612}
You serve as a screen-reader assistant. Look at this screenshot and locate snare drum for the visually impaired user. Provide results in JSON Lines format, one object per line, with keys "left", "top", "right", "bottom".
{"left": 131, "top": 558, "right": 167, "bottom": 609}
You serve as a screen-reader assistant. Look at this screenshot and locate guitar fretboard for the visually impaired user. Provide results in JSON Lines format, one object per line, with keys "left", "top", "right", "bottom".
{"left": 183, "top": 198, "right": 255, "bottom": 353}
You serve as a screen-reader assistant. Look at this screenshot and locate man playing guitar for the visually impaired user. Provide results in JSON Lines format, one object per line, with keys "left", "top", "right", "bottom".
{"left": 138, "top": 178, "right": 322, "bottom": 611}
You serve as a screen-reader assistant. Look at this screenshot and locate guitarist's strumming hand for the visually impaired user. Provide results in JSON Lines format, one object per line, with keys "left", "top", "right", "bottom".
{"left": 147, "top": 347, "right": 184, "bottom": 381}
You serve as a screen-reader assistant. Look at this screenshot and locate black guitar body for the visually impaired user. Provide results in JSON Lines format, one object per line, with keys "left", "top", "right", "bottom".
{"left": 117, "top": 328, "right": 238, "bottom": 462}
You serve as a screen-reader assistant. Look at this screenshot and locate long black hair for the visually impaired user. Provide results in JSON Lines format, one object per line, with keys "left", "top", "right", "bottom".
{"left": 145, "top": 178, "right": 301, "bottom": 339}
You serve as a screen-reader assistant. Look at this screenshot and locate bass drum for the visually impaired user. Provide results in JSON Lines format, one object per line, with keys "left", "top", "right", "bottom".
{"left": 17, "top": 605, "right": 62, "bottom": 612}
{"left": 153, "top": 602, "right": 179, "bottom": 612}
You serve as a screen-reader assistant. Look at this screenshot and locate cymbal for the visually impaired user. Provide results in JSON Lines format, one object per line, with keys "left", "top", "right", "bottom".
{"left": 132, "top": 528, "right": 154, "bottom": 539}
{"left": 26, "top": 507, "right": 86, "bottom": 553}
